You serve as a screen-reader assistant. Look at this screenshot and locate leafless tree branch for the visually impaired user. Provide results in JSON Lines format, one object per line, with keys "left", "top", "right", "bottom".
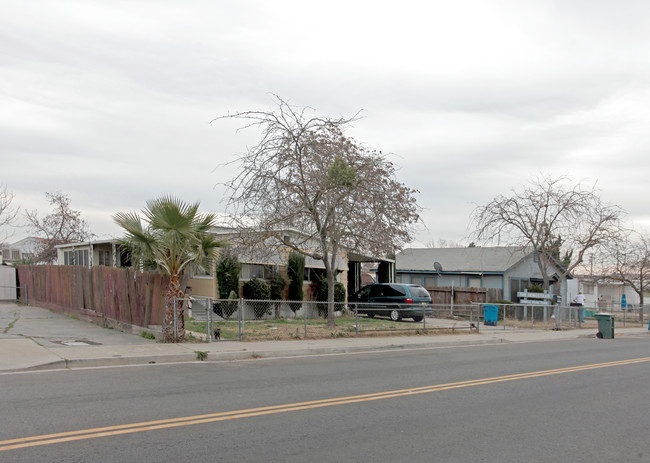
{"left": 24, "top": 191, "right": 93, "bottom": 263}
{"left": 471, "top": 174, "right": 625, "bottom": 294}
{"left": 216, "top": 97, "right": 421, "bottom": 324}
{"left": 0, "top": 184, "right": 19, "bottom": 243}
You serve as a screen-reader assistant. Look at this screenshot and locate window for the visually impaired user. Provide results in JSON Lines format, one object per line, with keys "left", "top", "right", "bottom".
{"left": 582, "top": 283, "right": 594, "bottom": 295}
{"left": 385, "top": 285, "right": 407, "bottom": 296}
{"left": 510, "top": 278, "right": 532, "bottom": 301}
{"left": 11, "top": 250, "right": 20, "bottom": 260}
{"left": 357, "top": 286, "right": 372, "bottom": 297}
{"left": 468, "top": 277, "right": 482, "bottom": 288}
{"left": 369, "top": 285, "right": 384, "bottom": 297}
{"left": 241, "top": 264, "right": 277, "bottom": 280}
{"left": 98, "top": 250, "right": 111, "bottom": 267}
{"left": 303, "top": 267, "right": 325, "bottom": 282}
{"left": 192, "top": 264, "right": 212, "bottom": 278}
{"left": 424, "top": 276, "right": 436, "bottom": 288}
{"left": 409, "top": 286, "right": 431, "bottom": 298}
{"left": 64, "top": 249, "right": 89, "bottom": 266}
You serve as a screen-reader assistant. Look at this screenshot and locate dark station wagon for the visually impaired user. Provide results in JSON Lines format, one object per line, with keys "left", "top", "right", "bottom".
{"left": 349, "top": 283, "right": 433, "bottom": 321}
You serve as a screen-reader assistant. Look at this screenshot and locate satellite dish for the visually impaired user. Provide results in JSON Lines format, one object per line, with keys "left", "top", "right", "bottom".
{"left": 434, "top": 261, "right": 443, "bottom": 272}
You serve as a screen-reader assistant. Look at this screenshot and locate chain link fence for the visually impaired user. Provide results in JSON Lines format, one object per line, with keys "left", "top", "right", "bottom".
{"left": 170, "top": 298, "right": 649, "bottom": 342}
{"left": 173, "top": 298, "right": 482, "bottom": 342}
{"left": 469, "top": 303, "right": 649, "bottom": 331}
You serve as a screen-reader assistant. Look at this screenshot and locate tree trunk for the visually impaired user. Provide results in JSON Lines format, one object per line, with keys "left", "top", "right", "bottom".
{"left": 638, "top": 277, "right": 645, "bottom": 323}
{"left": 536, "top": 250, "right": 551, "bottom": 293}
{"left": 163, "top": 274, "right": 185, "bottom": 342}
{"left": 327, "top": 269, "right": 335, "bottom": 327}
{"left": 327, "top": 242, "right": 341, "bottom": 328}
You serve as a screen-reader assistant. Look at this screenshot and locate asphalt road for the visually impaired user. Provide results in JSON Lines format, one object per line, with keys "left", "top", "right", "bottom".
{"left": 2, "top": 337, "right": 649, "bottom": 462}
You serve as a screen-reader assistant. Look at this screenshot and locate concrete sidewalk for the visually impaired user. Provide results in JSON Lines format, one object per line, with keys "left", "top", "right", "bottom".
{"left": 1, "top": 302, "right": 648, "bottom": 373}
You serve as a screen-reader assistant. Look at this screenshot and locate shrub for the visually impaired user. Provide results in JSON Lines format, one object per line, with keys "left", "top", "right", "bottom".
{"left": 287, "top": 252, "right": 305, "bottom": 313}
{"left": 243, "top": 277, "right": 271, "bottom": 299}
{"left": 269, "top": 270, "right": 287, "bottom": 319}
{"left": 269, "top": 270, "right": 287, "bottom": 300}
{"left": 315, "top": 273, "right": 346, "bottom": 317}
{"left": 215, "top": 252, "right": 240, "bottom": 318}
{"left": 243, "top": 277, "right": 271, "bottom": 318}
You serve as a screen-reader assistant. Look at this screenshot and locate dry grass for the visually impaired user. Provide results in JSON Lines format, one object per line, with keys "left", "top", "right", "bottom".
{"left": 185, "top": 312, "right": 646, "bottom": 342}
{"left": 185, "top": 314, "right": 475, "bottom": 342}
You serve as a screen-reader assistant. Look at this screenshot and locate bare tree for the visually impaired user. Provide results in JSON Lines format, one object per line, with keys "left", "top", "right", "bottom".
{"left": 25, "top": 192, "right": 93, "bottom": 263}
{"left": 215, "top": 97, "right": 420, "bottom": 326}
{"left": 601, "top": 229, "right": 650, "bottom": 319}
{"left": 471, "top": 175, "right": 624, "bottom": 295}
{"left": 425, "top": 238, "right": 464, "bottom": 248}
{"left": 0, "top": 184, "right": 19, "bottom": 243}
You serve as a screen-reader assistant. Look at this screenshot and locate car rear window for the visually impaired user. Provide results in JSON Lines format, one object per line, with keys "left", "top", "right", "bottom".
{"left": 409, "top": 286, "right": 431, "bottom": 298}
{"left": 385, "top": 285, "right": 407, "bottom": 296}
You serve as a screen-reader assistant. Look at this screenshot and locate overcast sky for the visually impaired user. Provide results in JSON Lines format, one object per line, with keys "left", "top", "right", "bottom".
{"left": 3, "top": 0, "right": 650, "bottom": 246}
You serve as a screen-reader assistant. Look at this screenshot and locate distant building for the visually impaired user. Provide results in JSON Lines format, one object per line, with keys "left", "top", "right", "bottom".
{"left": 396, "top": 246, "right": 570, "bottom": 303}
{"left": 569, "top": 271, "right": 642, "bottom": 309}
{"left": 1, "top": 237, "right": 47, "bottom": 264}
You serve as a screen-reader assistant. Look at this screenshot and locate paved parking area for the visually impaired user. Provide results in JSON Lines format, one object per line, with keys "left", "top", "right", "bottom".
{"left": 0, "top": 302, "right": 153, "bottom": 347}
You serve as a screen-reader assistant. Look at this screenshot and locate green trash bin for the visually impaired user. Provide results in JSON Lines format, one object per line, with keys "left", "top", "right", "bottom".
{"left": 594, "top": 313, "right": 615, "bottom": 339}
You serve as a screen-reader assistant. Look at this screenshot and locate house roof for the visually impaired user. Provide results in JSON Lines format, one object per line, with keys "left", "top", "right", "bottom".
{"left": 212, "top": 226, "right": 392, "bottom": 263}
{"left": 55, "top": 239, "right": 118, "bottom": 249}
{"left": 396, "top": 247, "right": 531, "bottom": 273}
{"left": 6, "top": 236, "right": 48, "bottom": 251}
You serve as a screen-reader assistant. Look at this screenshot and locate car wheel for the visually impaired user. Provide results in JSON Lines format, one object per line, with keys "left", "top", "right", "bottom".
{"left": 390, "top": 309, "right": 402, "bottom": 321}
{"left": 412, "top": 316, "right": 423, "bottom": 322}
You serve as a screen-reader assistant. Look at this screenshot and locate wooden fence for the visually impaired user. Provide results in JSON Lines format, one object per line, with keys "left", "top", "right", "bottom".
{"left": 16, "top": 265, "right": 167, "bottom": 329}
{"left": 426, "top": 286, "right": 503, "bottom": 305}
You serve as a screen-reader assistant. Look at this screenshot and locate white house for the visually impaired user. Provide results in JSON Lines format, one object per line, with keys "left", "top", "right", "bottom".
{"left": 569, "top": 272, "right": 642, "bottom": 309}
{"left": 1, "top": 237, "right": 46, "bottom": 264}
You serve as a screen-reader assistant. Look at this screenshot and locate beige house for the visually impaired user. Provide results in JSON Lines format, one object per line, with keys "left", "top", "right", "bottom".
{"left": 188, "top": 227, "right": 390, "bottom": 300}
{"left": 55, "top": 227, "right": 391, "bottom": 301}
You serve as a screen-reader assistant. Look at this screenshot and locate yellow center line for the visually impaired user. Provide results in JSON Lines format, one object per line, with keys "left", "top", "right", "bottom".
{"left": 2, "top": 356, "right": 649, "bottom": 452}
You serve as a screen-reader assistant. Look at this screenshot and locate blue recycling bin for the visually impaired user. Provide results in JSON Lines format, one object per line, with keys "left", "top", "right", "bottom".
{"left": 483, "top": 304, "right": 499, "bottom": 326}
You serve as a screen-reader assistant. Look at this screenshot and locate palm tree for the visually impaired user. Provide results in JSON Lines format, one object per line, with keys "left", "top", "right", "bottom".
{"left": 114, "top": 196, "right": 226, "bottom": 342}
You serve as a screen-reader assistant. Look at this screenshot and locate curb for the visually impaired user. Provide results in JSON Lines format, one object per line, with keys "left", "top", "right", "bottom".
{"left": 4, "top": 329, "right": 647, "bottom": 373}
{"left": 2, "top": 337, "right": 507, "bottom": 373}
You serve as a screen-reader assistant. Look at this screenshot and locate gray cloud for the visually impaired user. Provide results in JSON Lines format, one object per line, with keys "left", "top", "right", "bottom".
{"left": 3, "top": 0, "right": 650, "bottom": 244}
